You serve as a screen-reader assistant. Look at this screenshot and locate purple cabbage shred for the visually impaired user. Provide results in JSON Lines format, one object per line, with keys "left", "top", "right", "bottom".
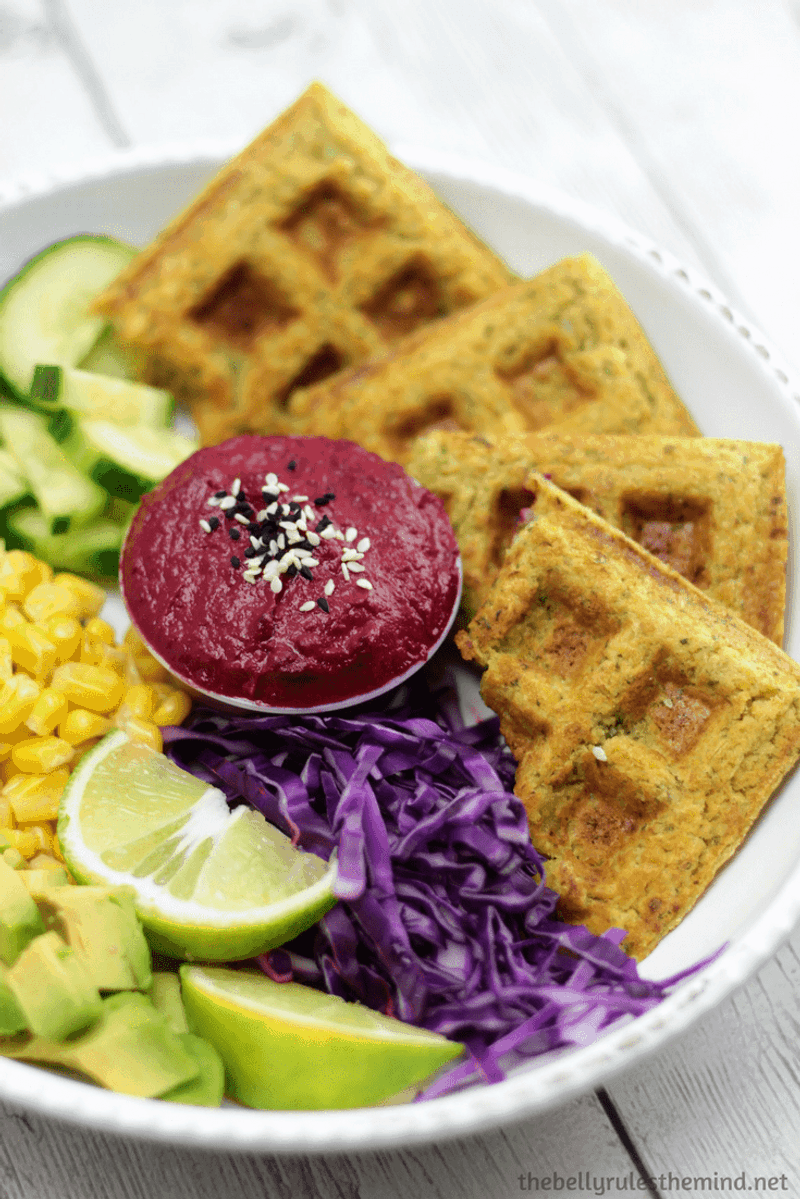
{"left": 163, "top": 679, "right": 708, "bottom": 1098}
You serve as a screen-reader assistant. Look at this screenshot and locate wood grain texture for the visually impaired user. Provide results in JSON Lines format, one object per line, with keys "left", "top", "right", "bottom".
{"left": 2, "top": 0, "right": 800, "bottom": 1194}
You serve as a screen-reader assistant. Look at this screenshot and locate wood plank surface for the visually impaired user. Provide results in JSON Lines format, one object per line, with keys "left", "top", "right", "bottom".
{"left": 2, "top": 2, "right": 800, "bottom": 1195}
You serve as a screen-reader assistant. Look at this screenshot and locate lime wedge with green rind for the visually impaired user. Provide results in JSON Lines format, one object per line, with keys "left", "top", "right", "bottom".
{"left": 180, "top": 965, "right": 464, "bottom": 1109}
{"left": 57, "top": 731, "right": 337, "bottom": 961}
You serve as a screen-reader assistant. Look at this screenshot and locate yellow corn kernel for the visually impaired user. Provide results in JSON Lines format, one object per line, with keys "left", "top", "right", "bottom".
{"left": 0, "top": 673, "right": 42, "bottom": 735}
{"left": 23, "top": 581, "right": 85, "bottom": 624}
{"left": 83, "top": 617, "right": 116, "bottom": 646}
{"left": 120, "top": 683, "right": 156, "bottom": 721}
{"left": 3, "top": 769, "right": 68, "bottom": 823}
{"left": 25, "top": 687, "right": 69, "bottom": 736}
{"left": 152, "top": 688, "right": 192, "bottom": 728}
{"left": 123, "top": 653, "right": 142, "bottom": 685}
{"left": 123, "top": 625, "right": 150, "bottom": 657}
{"left": 16, "top": 822, "right": 54, "bottom": 855}
{"left": 11, "top": 736, "right": 75, "bottom": 774}
{"left": 50, "top": 661, "right": 125, "bottom": 713}
{"left": 7, "top": 622, "right": 57, "bottom": 680}
{"left": 0, "top": 827, "right": 39, "bottom": 858}
{"left": 0, "top": 551, "right": 45, "bottom": 602}
{"left": 42, "top": 614, "right": 83, "bottom": 664}
{"left": 132, "top": 654, "right": 169, "bottom": 683}
{"left": 0, "top": 604, "right": 27, "bottom": 633}
{"left": 116, "top": 715, "right": 163, "bottom": 754}
{"left": 0, "top": 761, "right": 23, "bottom": 784}
{"left": 59, "top": 708, "right": 112, "bottom": 747}
{"left": 0, "top": 797, "right": 13, "bottom": 827}
{"left": 0, "top": 635, "right": 12, "bottom": 683}
{"left": 2, "top": 847, "right": 25, "bottom": 869}
{"left": 52, "top": 573, "right": 105, "bottom": 620}
{"left": 80, "top": 636, "right": 127, "bottom": 675}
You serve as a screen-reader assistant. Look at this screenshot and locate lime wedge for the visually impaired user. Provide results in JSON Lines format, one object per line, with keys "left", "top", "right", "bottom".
{"left": 57, "top": 731, "right": 337, "bottom": 961}
{"left": 180, "top": 965, "right": 463, "bottom": 1109}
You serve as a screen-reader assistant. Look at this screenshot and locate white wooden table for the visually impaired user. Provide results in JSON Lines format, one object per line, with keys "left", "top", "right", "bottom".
{"left": 2, "top": 2, "right": 800, "bottom": 1194}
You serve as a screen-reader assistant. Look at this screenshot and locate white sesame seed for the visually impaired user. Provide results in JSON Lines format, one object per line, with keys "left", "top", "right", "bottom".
{"left": 345, "top": 527, "right": 357, "bottom": 542}
{"left": 277, "top": 534, "right": 286, "bottom": 549}
{"left": 234, "top": 513, "right": 250, "bottom": 525}
{"left": 306, "top": 531, "right": 320, "bottom": 546}
{"left": 266, "top": 503, "right": 278, "bottom": 515}
{"left": 231, "top": 477, "right": 241, "bottom": 496}
{"left": 303, "top": 557, "right": 319, "bottom": 567}
{"left": 292, "top": 495, "right": 309, "bottom": 502}
{"left": 269, "top": 540, "right": 278, "bottom": 555}
{"left": 256, "top": 509, "right": 268, "bottom": 521}
{"left": 321, "top": 526, "right": 336, "bottom": 539}
{"left": 304, "top": 505, "right": 316, "bottom": 523}
{"left": 356, "top": 537, "right": 371, "bottom": 553}
{"left": 262, "top": 560, "right": 279, "bottom": 579}
{"left": 277, "top": 483, "right": 290, "bottom": 493}
{"left": 334, "top": 530, "right": 345, "bottom": 540}
{"left": 324, "top": 580, "right": 335, "bottom": 596}
{"left": 299, "top": 601, "right": 316, "bottom": 612}
{"left": 265, "top": 472, "right": 278, "bottom": 487}
{"left": 341, "top": 563, "right": 350, "bottom": 581}
{"left": 243, "top": 572, "right": 259, "bottom": 584}
{"left": 297, "top": 518, "right": 308, "bottom": 533}
{"left": 356, "top": 579, "right": 373, "bottom": 590}
{"left": 250, "top": 536, "right": 262, "bottom": 549}
{"left": 207, "top": 496, "right": 221, "bottom": 507}
{"left": 199, "top": 519, "right": 212, "bottom": 533}
{"left": 592, "top": 745, "right": 608, "bottom": 762}
{"left": 347, "top": 562, "right": 365, "bottom": 572}
{"left": 219, "top": 496, "right": 236, "bottom": 510}
{"left": 341, "top": 548, "right": 363, "bottom": 562}
{"left": 270, "top": 577, "right": 283, "bottom": 593}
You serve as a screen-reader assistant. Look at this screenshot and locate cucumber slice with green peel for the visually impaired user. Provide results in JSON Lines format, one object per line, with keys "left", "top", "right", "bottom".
{"left": 8, "top": 508, "right": 126, "bottom": 578}
{"left": 64, "top": 417, "right": 198, "bottom": 502}
{"left": 78, "top": 326, "right": 147, "bottom": 381}
{"left": 0, "top": 405, "right": 106, "bottom": 532}
{"left": 30, "top": 365, "right": 175, "bottom": 427}
{"left": 0, "top": 449, "right": 29, "bottom": 511}
{"left": 0, "top": 235, "right": 137, "bottom": 396}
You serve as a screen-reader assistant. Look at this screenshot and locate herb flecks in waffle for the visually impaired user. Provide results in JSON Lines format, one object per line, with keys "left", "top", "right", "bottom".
{"left": 456, "top": 477, "right": 800, "bottom": 959}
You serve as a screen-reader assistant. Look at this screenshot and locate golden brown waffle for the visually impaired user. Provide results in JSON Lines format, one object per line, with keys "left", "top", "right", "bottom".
{"left": 408, "top": 430, "right": 788, "bottom": 642}
{"left": 456, "top": 478, "right": 800, "bottom": 959}
{"left": 290, "top": 253, "right": 700, "bottom": 464}
{"left": 94, "top": 82, "right": 516, "bottom": 445}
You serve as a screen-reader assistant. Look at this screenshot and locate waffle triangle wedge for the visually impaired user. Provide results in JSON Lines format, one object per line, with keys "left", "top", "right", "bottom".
{"left": 456, "top": 477, "right": 800, "bottom": 958}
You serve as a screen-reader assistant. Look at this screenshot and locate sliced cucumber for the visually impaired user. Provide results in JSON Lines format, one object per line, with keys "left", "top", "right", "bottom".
{"left": 0, "top": 449, "right": 29, "bottom": 511}
{"left": 0, "top": 235, "right": 137, "bottom": 396}
{"left": 0, "top": 405, "right": 106, "bottom": 532}
{"left": 7, "top": 508, "right": 125, "bottom": 579}
{"left": 63, "top": 417, "right": 198, "bottom": 502}
{"left": 78, "top": 325, "right": 147, "bottom": 380}
{"left": 30, "top": 365, "right": 174, "bottom": 427}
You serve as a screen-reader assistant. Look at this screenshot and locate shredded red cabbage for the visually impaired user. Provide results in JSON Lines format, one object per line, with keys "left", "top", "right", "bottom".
{"left": 163, "top": 680, "right": 709, "bottom": 1097}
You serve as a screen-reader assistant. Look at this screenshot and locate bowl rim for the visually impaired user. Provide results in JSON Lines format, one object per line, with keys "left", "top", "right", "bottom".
{"left": 2, "top": 141, "right": 800, "bottom": 1154}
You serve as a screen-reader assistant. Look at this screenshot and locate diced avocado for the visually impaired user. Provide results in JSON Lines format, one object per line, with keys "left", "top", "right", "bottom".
{"left": 0, "top": 992, "right": 200, "bottom": 1098}
{"left": 148, "top": 971, "right": 188, "bottom": 1034}
{"left": 5, "top": 929, "right": 102, "bottom": 1039}
{"left": 36, "top": 885, "right": 152, "bottom": 992}
{"left": 159, "top": 1032, "right": 225, "bottom": 1107}
{"left": 0, "top": 963, "right": 27, "bottom": 1036}
{"left": 18, "top": 867, "right": 70, "bottom": 896}
{"left": 0, "top": 858, "right": 46, "bottom": 966}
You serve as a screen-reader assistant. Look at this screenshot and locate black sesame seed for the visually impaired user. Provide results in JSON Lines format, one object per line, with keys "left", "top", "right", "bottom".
{"left": 287, "top": 460, "right": 297, "bottom": 471}
{"left": 231, "top": 556, "right": 241, "bottom": 569}
{"left": 300, "top": 565, "right": 313, "bottom": 580}
{"left": 316, "top": 596, "right": 330, "bottom": 612}
{"left": 214, "top": 490, "right": 227, "bottom": 499}
{"left": 316, "top": 514, "right": 331, "bottom": 532}
{"left": 244, "top": 548, "right": 257, "bottom": 559}
{"left": 286, "top": 564, "right": 298, "bottom": 578}
{"left": 229, "top": 528, "right": 241, "bottom": 541}
{"left": 208, "top": 517, "right": 220, "bottom": 530}
{"left": 315, "top": 492, "right": 335, "bottom": 507}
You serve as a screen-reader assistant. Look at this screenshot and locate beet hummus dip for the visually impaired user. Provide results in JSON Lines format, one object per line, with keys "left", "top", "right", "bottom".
{"left": 120, "top": 435, "right": 462, "bottom": 711}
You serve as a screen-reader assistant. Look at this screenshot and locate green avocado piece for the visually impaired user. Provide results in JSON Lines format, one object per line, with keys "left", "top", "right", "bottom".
{"left": 18, "top": 868, "right": 70, "bottom": 896}
{"left": 0, "top": 992, "right": 200, "bottom": 1098}
{"left": 0, "top": 963, "right": 27, "bottom": 1036}
{"left": 0, "top": 858, "right": 46, "bottom": 966}
{"left": 159, "top": 1032, "right": 225, "bottom": 1107}
{"left": 5, "top": 930, "right": 102, "bottom": 1040}
{"left": 35, "top": 886, "right": 152, "bottom": 992}
{"left": 148, "top": 971, "right": 188, "bottom": 1034}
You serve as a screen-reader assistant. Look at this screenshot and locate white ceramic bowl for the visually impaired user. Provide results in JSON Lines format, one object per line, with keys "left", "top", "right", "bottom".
{"left": 1, "top": 144, "right": 800, "bottom": 1154}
